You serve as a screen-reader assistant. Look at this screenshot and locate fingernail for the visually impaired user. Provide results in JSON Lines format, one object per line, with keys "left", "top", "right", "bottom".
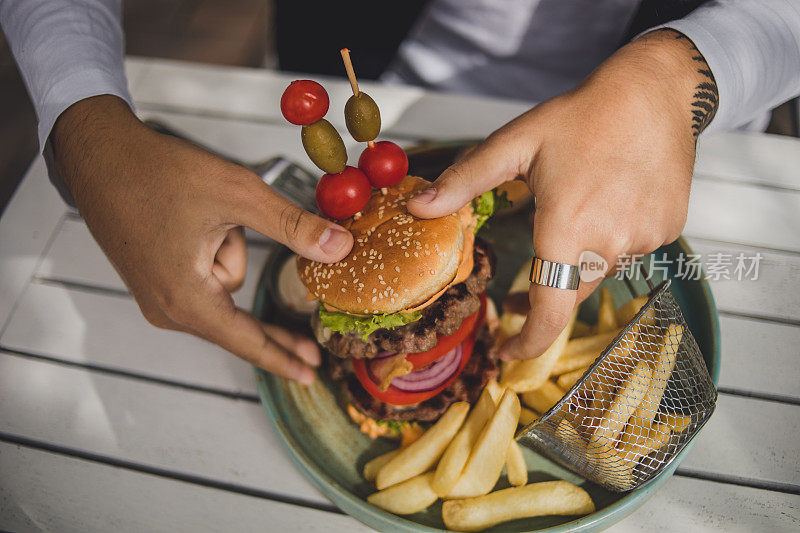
{"left": 298, "top": 368, "right": 316, "bottom": 386}
{"left": 318, "top": 227, "right": 350, "bottom": 255}
{"left": 499, "top": 349, "right": 515, "bottom": 362}
{"left": 298, "top": 340, "right": 322, "bottom": 367}
{"left": 411, "top": 187, "right": 437, "bottom": 205}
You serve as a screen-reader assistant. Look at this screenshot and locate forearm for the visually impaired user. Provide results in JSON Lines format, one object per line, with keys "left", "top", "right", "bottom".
{"left": 651, "top": 0, "right": 800, "bottom": 133}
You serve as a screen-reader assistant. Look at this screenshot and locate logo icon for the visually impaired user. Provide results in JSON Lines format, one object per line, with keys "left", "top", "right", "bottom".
{"left": 579, "top": 250, "right": 608, "bottom": 283}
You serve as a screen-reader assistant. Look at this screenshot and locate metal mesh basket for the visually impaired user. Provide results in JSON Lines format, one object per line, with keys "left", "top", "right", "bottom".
{"left": 517, "top": 279, "right": 717, "bottom": 492}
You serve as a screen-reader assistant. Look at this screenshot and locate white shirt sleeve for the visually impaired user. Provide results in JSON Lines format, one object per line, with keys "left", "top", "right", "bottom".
{"left": 654, "top": 0, "right": 800, "bottom": 134}
{"left": 0, "top": 0, "right": 133, "bottom": 204}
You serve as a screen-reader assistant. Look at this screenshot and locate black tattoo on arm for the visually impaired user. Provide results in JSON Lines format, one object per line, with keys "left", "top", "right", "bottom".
{"left": 664, "top": 29, "right": 719, "bottom": 138}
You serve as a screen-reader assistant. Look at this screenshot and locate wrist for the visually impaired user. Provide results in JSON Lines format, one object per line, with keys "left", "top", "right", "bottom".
{"left": 51, "top": 95, "right": 141, "bottom": 202}
{"left": 610, "top": 28, "right": 719, "bottom": 139}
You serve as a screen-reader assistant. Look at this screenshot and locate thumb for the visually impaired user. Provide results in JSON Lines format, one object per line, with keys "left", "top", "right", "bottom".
{"left": 408, "top": 129, "right": 530, "bottom": 219}
{"left": 234, "top": 174, "right": 354, "bottom": 264}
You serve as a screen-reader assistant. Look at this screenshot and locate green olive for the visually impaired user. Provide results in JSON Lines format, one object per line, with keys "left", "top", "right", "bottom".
{"left": 344, "top": 92, "right": 381, "bottom": 142}
{"left": 301, "top": 119, "right": 347, "bottom": 174}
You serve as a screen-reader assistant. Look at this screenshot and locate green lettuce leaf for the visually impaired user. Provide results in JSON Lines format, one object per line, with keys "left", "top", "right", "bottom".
{"left": 375, "top": 419, "right": 407, "bottom": 435}
{"left": 318, "top": 304, "right": 422, "bottom": 341}
{"left": 472, "top": 188, "right": 512, "bottom": 231}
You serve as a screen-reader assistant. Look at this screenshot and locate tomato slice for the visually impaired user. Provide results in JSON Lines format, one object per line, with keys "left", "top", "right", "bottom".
{"left": 351, "top": 295, "right": 488, "bottom": 406}
{"left": 406, "top": 294, "right": 487, "bottom": 369}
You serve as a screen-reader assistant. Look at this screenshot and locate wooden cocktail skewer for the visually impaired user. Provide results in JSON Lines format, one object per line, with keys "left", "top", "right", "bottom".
{"left": 340, "top": 48, "right": 359, "bottom": 96}
{"left": 340, "top": 48, "right": 375, "bottom": 149}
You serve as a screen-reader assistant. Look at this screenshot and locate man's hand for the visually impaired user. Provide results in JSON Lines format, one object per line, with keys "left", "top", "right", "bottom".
{"left": 52, "top": 95, "right": 354, "bottom": 384}
{"left": 408, "top": 29, "right": 718, "bottom": 361}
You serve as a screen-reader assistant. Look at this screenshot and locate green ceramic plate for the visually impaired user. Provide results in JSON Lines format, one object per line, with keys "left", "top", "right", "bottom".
{"left": 253, "top": 142, "right": 721, "bottom": 532}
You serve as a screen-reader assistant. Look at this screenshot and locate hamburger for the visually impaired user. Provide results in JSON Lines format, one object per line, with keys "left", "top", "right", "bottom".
{"left": 297, "top": 176, "right": 508, "bottom": 443}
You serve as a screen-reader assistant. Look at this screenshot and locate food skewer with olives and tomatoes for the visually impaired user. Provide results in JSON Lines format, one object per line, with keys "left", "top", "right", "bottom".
{"left": 279, "top": 49, "right": 409, "bottom": 221}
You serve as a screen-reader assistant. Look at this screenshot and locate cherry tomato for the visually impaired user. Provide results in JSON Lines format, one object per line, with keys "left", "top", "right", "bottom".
{"left": 315, "top": 166, "right": 372, "bottom": 220}
{"left": 280, "top": 80, "right": 329, "bottom": 126}
{"left": 358, "top": 141, "right": 409, "bottom": 188}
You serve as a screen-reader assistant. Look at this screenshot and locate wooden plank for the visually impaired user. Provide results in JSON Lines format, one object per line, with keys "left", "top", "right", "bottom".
{"left": 695, "top": 132, "right": 800, "bottom": 191}
{"left": 0, "top": 159, "right": 67, "bottom": 328}
{"left": 124, "top": 56, "right": 152, "bottom": 95}
{"left": 0, "top": 281, "right": 260, "bottom": 395}
{"left": 684, "top": 179, "right": 800, "bottom": 254}
{"left": 717, "top": 315, "right": 800, "bottom": 400}
{"left": 681, "top": 393, "right": 800, "bottom": 487}
{"left": 36, "top": 217, "right": 126, "bottom": 291}
{"left": 615, "top": 475, "right": 799, "bottom": 532}
{"left": 137, "top": 109, "right": 362, "bottom": 173}
{"left": 0, "top": 353, "right": 328, "bottom": 506}
{"left": 130, "top": 57, "right": 431, "bottom": 138}
{"left": 128, "top": 59, "right": 800, "bottom": 188}
{"left": 0, "top": 442, "right": 369, "bottom": 533}
{"left": 131, "top": 57, "right": 528, "bottom": 140}
{"left": 2, "top": 443, "right": 797, "bottom": 533}
{"left": 685, "top": 238, "right": 800, "bottom": 323}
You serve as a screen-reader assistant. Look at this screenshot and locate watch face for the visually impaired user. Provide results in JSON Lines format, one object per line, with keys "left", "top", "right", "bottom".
{"left": 259, "top": 158, "right": 319, "bottom": 214}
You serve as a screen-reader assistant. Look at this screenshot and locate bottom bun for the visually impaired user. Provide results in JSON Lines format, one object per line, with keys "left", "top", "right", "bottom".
{"left": 329, "top": 325, "right": 499, "bottom": 424}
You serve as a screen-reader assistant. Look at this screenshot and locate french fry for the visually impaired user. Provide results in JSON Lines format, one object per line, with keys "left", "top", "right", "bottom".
{"left": 551, "top": 351, "right": 599, "bottom": 376}
{"left": 596, "top": 287, "right": 617, "bottom": 333}
{"left": 563, "top": 329, "right": 620, "bottom": 358}
{"left": 589, "top": 359, "right": 653, "bottom": 445}
{"left": 501, "top": 360, "right": 519, "bottom": 380}
{"left": 556, "top": 365, "right": 591, "bottom": 390}
{"left": 376, "top": 402, "right": 469, "bottom": 490}
{"left": 483, "top": 379, "right": 505, "bottom": 405}
{"left": 554, "top": 418, "right": 608, "bottom": 464}
{"left": 500, "top": 310, "right": 577, "bottom": 392}
{"left": 659, "top": 413, "right": 692, "bottom": 434}
{"left": 363, "top": 450, "right": 399, "bottom": 483}
{"left": 505, "top": 441, "right": 528, "bottom": 487}
{"left": 521, "top": 380, "right": 565, "bottom": 414}
{"left": 509, "top": 259, "right": 533, "bottom": 294}
{"left": 571, "top": 320, "right": 592, "bottom": 338}
{"left": 610, "top": 419, "right": 671, "bottom": 489}
{"left": 632, "top": 324, "right": 684, "bottom": 423}
{"left": 447, "top": 391, "right": 520, "bottom": 498}
{"left": 367, "top": 472, "right": 438, "bottom": 515}
{"left": 499, "top": 312, "right": 527, "bottom": 340}
{"left": 615, "top": 295, "right": 648, "bottom": 325}
{"left": 432, "top": 389, "right": 496, "bottom": 497}
{"left": 584, "top": 336, "right": 636, "bottom": 420}
{"left": 518, "top": 406, "right": 539, "bottom": 427}
{"left": 617, "top": 420, "right": 672, "bottom": 458}
{"left": 442, "top": 481, "right": 595, "bottom": 531}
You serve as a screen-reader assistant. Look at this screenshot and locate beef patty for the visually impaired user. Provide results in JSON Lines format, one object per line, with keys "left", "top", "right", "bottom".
{"left": 329, "top": 325, "right": 499, "bottom": 422}
{"left": 315, "top": 239, "right": 496, "bottom": 359}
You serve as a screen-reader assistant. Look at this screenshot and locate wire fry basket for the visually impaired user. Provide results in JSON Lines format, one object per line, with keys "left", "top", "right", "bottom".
{"left": 517, "top": 278, "right": 717, "bottom": 492}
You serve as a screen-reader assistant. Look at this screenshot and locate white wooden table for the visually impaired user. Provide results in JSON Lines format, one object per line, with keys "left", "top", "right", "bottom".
{"left": 1, "top": 57, "right": 799, "bottom": 532}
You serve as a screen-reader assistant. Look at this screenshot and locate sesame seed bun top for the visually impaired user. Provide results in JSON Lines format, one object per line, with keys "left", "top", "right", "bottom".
{"left": 297, "top": 176, "right": 465, "bottom": 315}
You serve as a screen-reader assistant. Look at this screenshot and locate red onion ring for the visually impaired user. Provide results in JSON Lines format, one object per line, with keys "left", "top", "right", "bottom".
{"left": 391, "top": 345, "right": 462, "bottom": 392}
